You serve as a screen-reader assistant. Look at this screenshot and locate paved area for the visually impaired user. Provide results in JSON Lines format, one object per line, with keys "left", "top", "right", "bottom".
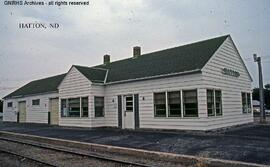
{"left": 0, "top": 122, "right": 270, "bottom": 165}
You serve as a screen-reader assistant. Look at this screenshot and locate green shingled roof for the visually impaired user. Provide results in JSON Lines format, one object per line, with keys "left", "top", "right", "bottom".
{"left": 94, "top": 35, "right": 228, "bottom": 83}
{"left": 73, "top": 65, "right": 107, "bottom": 83}
{"left": 4, "top": 35, "right": 229, "bottom": 99}
{"left": 4, "top": 74, "right": 66, "bottom": 99}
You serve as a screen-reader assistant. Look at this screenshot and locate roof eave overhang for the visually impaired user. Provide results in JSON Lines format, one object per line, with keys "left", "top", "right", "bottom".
{"left": 3, "top": 90, "right": 58, "bottom": 100}
{"left": 99, "top": 69, "right": 202, "bottom": 86}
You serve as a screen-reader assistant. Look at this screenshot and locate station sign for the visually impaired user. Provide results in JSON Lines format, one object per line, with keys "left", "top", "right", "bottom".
{"left": 222, "top": 68, "right": 240, "bottom": 77}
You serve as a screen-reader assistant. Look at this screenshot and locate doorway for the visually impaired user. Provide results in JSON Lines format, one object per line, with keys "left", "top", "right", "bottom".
{"left": 18, "top": 101, "right": 26, "bottom": 123}
{"left": 49, "top": 98, "right": 59, "bottom": 125}
{"left": 123, "top": 95, "right": 134, "bottom": 129}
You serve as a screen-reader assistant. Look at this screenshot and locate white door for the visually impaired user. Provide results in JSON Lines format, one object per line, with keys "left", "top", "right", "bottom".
{"left": 18, "top": 101, "right": 26, "bottom": 123}
{"left": 123, "top": 95, "right": 134, "bottom": 129}
{"left": 49, "top": 98, "right": 59, "bottom": 125}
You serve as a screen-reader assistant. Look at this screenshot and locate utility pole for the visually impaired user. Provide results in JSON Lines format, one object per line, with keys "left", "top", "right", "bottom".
{"left": 253, "top": 54, "right": 265, "bottom": 123}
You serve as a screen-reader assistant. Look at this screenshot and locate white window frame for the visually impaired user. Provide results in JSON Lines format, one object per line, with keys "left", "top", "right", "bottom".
{"left": 207, "top": 89, "right": 223, "bottom": 117}
{"left": 94, "top": 96, "right": 105, "bottom": 118}
{"left": 182, "top": 89, "right": 198, "bottom": 117}
{"left": 167, "top": 91, "right": 181, "bottom": 117}
{"left": 81, "top": 97, "right": 89, "bottom": 117}
{"left": 60, "top": 96, "right": 89, "bottom": 118}
{"left": 153, "top": 92, "right": 167, "bottom": 117}
{"left": 242, "top": 92, "right": 251, "bottom": 114}
{"left": 153, "top": 89, "right": 198, "bottom": 118}
{"left": 7, "top": 102, "right": 13, "bottom": 108}
{"left": 32, "top": 99, "right": 40, "bottom": 106}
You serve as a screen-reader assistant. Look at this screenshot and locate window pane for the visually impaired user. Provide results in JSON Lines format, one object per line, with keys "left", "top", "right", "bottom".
{"left": 61, "top": 99, "right": 67, "bottom": 117}
{"left": 207, "top": 90, "right": 214, "bottom": 116}
{"left": 154, "top": 92, "right": 166, "bottom": 117}
{"left": 81, "top": 97, "right": 88, "bottom": 117}
{"left": 32, "top": 99, "right": 40, "bottom": 106}
{"left": 183, "top": 90, "right": 198, "bottom": 117}
{"left": 95, "top": 97, "right": 104, "bottom": 117}
{"left": 247, "top": 93, "right": 251, "bottom": 113}
{"left": 68, "top": 98, "right": 80, "bottom": 117}
{"left": 215, "top": 90, "right": 222, "bottom": 116}
{"left": 126, "top": 96, "right": 133, "bottom": 101}
{"left": 168, "top": 91, "right": 181, "bottom": 117}
{"left": 7, "top": 102, "right": 13, "bottom": 107}
{"left": 242, "top": 92, "right": 247, "bottom": 113}
{"left": 125, "top": 96, "right": 133, "bottom": 112}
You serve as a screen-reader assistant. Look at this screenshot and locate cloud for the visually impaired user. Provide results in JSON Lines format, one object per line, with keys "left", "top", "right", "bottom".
{"left": 0, "top": 0, "right": 270, "bottom": 98}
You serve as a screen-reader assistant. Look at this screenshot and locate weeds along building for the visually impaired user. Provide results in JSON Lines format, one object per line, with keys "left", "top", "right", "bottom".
{"left": 3, "top": 35, "right": 253, "bottom": 131}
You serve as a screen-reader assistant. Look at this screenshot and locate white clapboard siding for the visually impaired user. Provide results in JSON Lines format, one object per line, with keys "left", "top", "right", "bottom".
{"left": 4, "top": 36, "right": 253, "bottom": 131}
{"left": 201, "top": 36, "right": 253, "bottom": 130}
{"left": 89, "top": 85, "right": 106, "bottom": 127}
{"left": 3, "top": 100, "right": 17, "bottom": 122}
{"left": 3, "top": 93, "right": 58, "bottom": 123}
{"left": 58, "top": 66, "right": 92, "bottom": 127}
{"left": 103, "top": 73, "right": 207, "bottom": 130}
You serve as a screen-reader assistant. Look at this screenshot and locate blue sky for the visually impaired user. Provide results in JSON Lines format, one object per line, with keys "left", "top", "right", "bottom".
{"left": 0, "top": 0, "right": 270, "bottom": 98}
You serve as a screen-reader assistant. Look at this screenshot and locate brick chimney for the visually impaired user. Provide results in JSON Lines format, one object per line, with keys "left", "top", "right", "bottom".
{"left": 103, "top": 54, "right": 110, "bottom": 65}
{"left": 133, "top": 46, "right": 141, "bottom": 58}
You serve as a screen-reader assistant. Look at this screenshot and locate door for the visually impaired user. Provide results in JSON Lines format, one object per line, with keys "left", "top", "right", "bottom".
{"left": 123, "top": 95, "right": 134, "bottom": 129}
{"left": 49, "top": 98, "right": 59, "bottom": 125}
{"left": 18, "top": 101, "right": 26, "bottom": 123}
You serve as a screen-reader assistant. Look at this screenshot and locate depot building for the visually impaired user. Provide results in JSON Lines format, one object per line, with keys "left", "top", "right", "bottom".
{"left": 3, "top": 35, "right": 253, "bottom": 131}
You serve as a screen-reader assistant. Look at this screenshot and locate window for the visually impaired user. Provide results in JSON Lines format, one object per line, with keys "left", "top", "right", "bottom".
{"left": 32, "top": 99, "right": 40, "bottom": 106}
{"left": 207, "top": 90, "right": 215, "bottom": 116}
{"left": 61, "top": 97, "right": 89, "bottom": 117}
{"left": 68, "top": 98, "right": 80, "bottom": 117}
{"left": 81, "top": 97, "right": 88, "bottom": 117}
{"left": 215, "top": 90, "right": 222, "bottom": 116}
{"left": 183, "top": 90, "right": 198, "bottom": 117}
{"left": 7, "top": 102, "right": 13, "bottom": 108}
{"left": 154, "top": 92, "right": 166, "bottom": 117}
{"left": 242, "top": 92, "right": 247, "bottom": 113}
{"left": 95, "top": 97, "right": 104, "bottom": 117}
{"left": 168, "top": 91, "right": 181, "bottom": 117}
{"left": 247, "top": 93, "right": 251, "bottom": 113}
{"left": 207, "top": 90, "right": 223, "bottom": 116}
{"left": 125, "top": 96, "right": 133, "bottom": 112}
{"left": 242, "top": 92, "right": 251, "bottom": 114}
{"left": 61, "top": 99, "right": 68, "bottom": 117}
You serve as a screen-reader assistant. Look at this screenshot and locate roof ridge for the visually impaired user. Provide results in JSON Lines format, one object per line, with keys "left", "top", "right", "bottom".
{"left": 89, "top": 67, "right": 108, "bottom": 71}
{"left": 4, "top": 73, "right": 66, "bottom": 99}
{"left": 30, "top": 73, "right": 66, "bottom": 82}
{"left": 140, "top": 34, "right": 230, "bottom": 57}
{"left": 74, "top": 64, "right": 108, "bottom": 71}
{"left": 94, "top": 34, "right": 229, "bottom": 67}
